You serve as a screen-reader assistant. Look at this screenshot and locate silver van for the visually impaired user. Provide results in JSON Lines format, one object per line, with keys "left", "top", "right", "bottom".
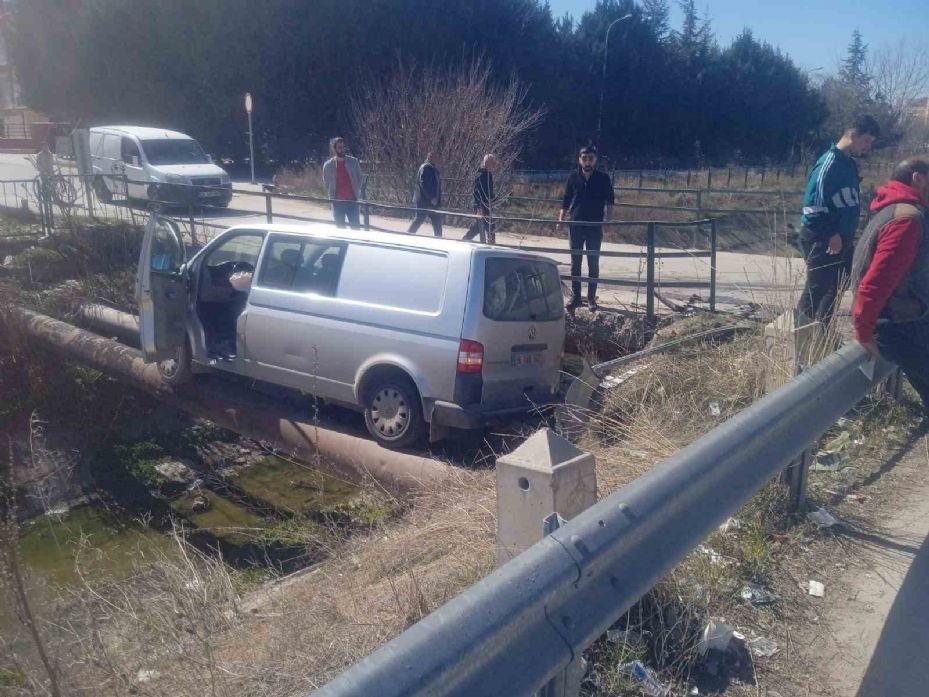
{"left": 137, "top": 217, "right": 566, "bottom": 448}
{"left": 90, "top": 126, "right": 232, "bottom": 208}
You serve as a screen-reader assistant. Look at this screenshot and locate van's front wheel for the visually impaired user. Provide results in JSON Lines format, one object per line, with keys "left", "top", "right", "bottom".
{"left": 363, "top": 375, "right": 425, "bottom": 450}
{"left": 157, "top": 339, "right": 193, "bottom": 386}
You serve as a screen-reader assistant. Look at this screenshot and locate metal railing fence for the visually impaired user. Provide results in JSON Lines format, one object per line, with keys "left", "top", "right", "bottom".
{"left": 312, "top": 343, "right": 893, "bottom": 696}
{"left": 19, "top": 173, "right": 719, "bottom": 323}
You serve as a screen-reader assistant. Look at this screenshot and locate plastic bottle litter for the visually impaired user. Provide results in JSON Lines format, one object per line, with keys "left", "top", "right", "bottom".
{"left": 621, "top": 661, "right": 670, "bottom": 697}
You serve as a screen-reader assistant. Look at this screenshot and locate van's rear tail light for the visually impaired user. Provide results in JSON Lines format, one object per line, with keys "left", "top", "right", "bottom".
{"left": 457, "top": 339, "right": 484, "bottom": 374}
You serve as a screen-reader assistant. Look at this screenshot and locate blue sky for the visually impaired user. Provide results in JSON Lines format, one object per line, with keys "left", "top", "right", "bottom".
{"left": 547, "top": 0, "right": 929, "bottom": 71}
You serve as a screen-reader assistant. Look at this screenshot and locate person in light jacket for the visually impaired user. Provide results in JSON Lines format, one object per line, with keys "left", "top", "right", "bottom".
{"left": 407, "top": 152, "right": 443, "bottom": 237}
{"left": 322, "top": 136, "right": 364, "bottom": 229}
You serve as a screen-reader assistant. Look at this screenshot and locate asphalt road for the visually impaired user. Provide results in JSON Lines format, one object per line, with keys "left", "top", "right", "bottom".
{"left": 0, "top": 153, "right": 803, "bottom": 314}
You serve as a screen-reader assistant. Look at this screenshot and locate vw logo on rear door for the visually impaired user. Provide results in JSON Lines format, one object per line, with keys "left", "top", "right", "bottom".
{"left": 528, "top": 325, "right": 537, "bottom": 340}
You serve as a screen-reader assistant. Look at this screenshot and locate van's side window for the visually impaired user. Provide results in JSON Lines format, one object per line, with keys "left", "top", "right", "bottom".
{"left": 121, "top": 138, "right": 141, "bottom": 164}
{"left": 258, "top": 235, "right": 345, "bottom": 296}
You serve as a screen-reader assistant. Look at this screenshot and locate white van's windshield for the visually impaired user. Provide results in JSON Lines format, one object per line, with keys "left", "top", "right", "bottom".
{"left": 141, "top": 138, "right": 209, "bottom": 165}
{"left": 483, "top": 257, "right": 564, "bottom": 322}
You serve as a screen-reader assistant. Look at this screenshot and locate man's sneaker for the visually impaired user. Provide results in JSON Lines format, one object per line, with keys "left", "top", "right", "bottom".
{"left": 588, "top": 301, "right": 600, "bottom": 312}
{"left": 566, "top": 298, "right": 584, "bottom": 311}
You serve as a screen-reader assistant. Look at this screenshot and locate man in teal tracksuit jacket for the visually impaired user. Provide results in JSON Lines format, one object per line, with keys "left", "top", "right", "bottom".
{"left": 797, "top": 115, "right": 880, "bottom": 326}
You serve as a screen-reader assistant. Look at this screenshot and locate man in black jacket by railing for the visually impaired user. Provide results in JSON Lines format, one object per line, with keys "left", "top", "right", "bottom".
{"left": 559, "top": 145, "right": 614, "bottom": 312}
{"left": 407, "top": 151, "right": 443, "bottom": 237}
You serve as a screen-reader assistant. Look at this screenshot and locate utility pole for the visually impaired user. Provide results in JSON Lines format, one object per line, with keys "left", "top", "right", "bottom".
{"left": 245, "top": 92, "right": 255, "bottom": 184}
{"left": 596, "top": 13, "right": 632, "bottom": 148}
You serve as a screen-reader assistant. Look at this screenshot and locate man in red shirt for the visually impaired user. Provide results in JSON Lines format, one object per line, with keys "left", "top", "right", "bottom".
{"left": 322, "top": 136, "right": 364, "bottom": 229}
{"left": 851, "top": 157, "right": 929, "bottom": 411}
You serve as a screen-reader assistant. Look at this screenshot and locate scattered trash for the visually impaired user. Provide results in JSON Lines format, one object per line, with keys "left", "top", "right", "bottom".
{"left": 620, "top": 661, "right": 670, "bottom": 696}
{"left": 812, "top": 449, "right": 850, "bottom": 471}
{"left": 740, "top": 583, "right": 777, "bottom": 606}
{"left": 689, "top": 688, "right": 700, "bottom": 696}
{"left": 846, "top": 492, "right": 870, "bottom": 503}
{"left": 807, "top": 507, "right": 840, "bottom": 529}
{"left": 698, "top": 620, "right": 736, "bottom": 655}
{"left": 136, "top": 669, "right": 159, "bottom": 683}
{"left": 606, "top": 628, "right": 643, "bottom": 647}
{"left": 747, "top": 635, "right": 779, "bottom": 658}
{"left": 709, "top": 401, "right": 721, "bottom": 416}
{"left": 808, "top": 580, "right": 825, "bottom": 597}
{"left": 836, "top": 417, "right": 850, "bottom": 428}
{"left": 696, "top": 545, "right": 730, "bottom": 566}
{"left": 155, "top": 459, "right": 195, "bottom": 484}
{"left": 718, "top": 517, "right": 741, "bottom": 533}
{"left": 600, "top": 366, "right": 646, "bottom": 390}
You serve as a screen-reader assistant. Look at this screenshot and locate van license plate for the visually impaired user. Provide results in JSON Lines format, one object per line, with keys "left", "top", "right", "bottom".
{"left": 199, "top": 190, "right": 224, "bottom": 198}
{"left": 511, "top": 350, "right": 543, "bottom": 367}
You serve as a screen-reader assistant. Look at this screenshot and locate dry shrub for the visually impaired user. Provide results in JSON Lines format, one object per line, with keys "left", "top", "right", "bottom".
{"left": 351, "top": 56, "right": 544, "bottom": 206}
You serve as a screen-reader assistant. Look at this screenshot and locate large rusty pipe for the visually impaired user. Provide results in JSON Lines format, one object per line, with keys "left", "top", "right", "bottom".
{"left": 78, "top": 303, "right": 141, "bottom": 347}
{"left": 5, "top": 306, "right": 453, "bottom": 492}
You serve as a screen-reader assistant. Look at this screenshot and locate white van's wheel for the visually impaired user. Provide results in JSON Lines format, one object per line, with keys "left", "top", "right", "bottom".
{"left": 157, "top": 340, "right": 193, "bottom": 386}
{"left": 363, "top": 374, "right": 425, "bottom": 449}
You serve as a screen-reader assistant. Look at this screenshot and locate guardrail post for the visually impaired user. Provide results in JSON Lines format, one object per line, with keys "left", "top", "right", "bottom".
{"left": 637, "top": 169, "right": 643, "bottom": 190}
{"left": 695, "top": 190, "right": 703, "bottom": 216}
{"left": 495, "top": 428, "right": 597, "bottom": 697}
{"left": 726, "top": 167, "right": 732, "bottom": 187}
{"left": 706, "top": 168, "right": 712, "bottom": 189}
{"left": 265, "top": 191, "right": 273, "bottom": 223}
{"left": 709, "top": 219, "right": 717, "bottom": 312}
{"left": 646, "top": 222, "right": 656, "bottom": 325}
{"left": 744, "top": 167, "right": 749, "bottom": 188}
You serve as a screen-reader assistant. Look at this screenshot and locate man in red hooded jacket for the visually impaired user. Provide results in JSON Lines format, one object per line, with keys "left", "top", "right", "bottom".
{"left": 851, "top": 157, "right": 929, "bottom": 412}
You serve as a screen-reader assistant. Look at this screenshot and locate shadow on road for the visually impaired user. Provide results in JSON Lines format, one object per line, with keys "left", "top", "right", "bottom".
{"left": 856, "top": 529, "right": 929, "bottom": 696}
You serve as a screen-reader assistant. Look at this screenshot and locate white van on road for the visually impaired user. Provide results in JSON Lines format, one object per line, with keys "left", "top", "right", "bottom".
{"left": 90, "top": 126, "right": 232, "bottom": 208}
{"left": 136, "top": 217, "right": 566, "bottom": 448}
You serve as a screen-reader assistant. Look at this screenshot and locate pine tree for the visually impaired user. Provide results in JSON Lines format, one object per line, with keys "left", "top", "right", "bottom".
{"left": 641, "top": 0, "right": 670, "bottom": 41}
{"left": 840, "top": 29, "right": 870, "bottom": 96}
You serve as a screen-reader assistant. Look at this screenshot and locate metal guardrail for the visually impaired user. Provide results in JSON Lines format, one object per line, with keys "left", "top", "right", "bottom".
{"left": 312, "top": 344, "right": 893, "bottom": 696}
{"left": 24, "top": 173, "right": 719, "bottom": 323}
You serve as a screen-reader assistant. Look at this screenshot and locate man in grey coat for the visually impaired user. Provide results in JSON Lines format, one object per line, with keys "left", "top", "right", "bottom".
{"left": 407, "top": 152, "right": 443, "bottom": 237}
{"left": 322, "top": 136, "right": 364, "bottom": 229}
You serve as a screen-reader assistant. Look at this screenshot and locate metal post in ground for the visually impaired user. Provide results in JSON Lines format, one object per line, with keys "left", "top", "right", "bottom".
{"left": 695, "top": 190, "right": 703, "bottom": 216}
{"left": 761, "top": 165, "right": 766, "bottom": 185}
{"left": 709, "top": 219, "right": 717, "bottom": 312}
{"left": 188, "top": 205, "right": 198, "bottom": 247}
{"left": 637, "top": 169, "right": 644, "bottom": 190}
{"left": 686, "top": 170, "right": 691, "bottom": 187}
{"left": 744, "top": 167, "right": 749, "bottom": 187}
{"left": 706, "top": 168, "right": 712, "bottom": 189}
{"left": 265, "top": 192, "right": 273, "bottom": 223}
{"left": 362, "top": 176, "right": 370, "bottom": 231}
{"left": 645, "top": 222, "right": 656, "bottom": 325}
{"left": 727, "top": 167, "right": 732, "bottom": 187}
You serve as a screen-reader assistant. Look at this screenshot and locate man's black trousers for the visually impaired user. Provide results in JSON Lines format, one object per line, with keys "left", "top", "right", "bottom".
{"left": 569, "top": 225, "right": 603, "bottom": 302}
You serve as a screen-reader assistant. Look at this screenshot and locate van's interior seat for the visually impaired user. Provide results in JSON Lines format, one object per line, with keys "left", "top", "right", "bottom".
{"left": 264, "top": 248, "right": 301, "bottom": 287}
{"left": 311, "top": 253, "right": 341, "bottom": 294}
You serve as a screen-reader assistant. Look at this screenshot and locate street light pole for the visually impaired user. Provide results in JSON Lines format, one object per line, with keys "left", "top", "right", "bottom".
{"left": 597, "top": 13, "right": 632, "bottom": 148}
{"left": 245, "top": 92, "right": 255, "bottom": 185}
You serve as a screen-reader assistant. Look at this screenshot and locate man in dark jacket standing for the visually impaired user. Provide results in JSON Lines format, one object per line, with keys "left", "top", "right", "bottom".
{"left": 852, "top": 157, "right": 929, "bottom": 412}
{"left": 797, "top": 115, "right": 880, "bottom": 326}
{"left": 462, "top": 154, "right": 498, "bottom": 243}
{"left": 559, "top": 145, "right": 614, "bottom": 311}
{"left": 408, "top": 152, "right": 443, "bottom": 237}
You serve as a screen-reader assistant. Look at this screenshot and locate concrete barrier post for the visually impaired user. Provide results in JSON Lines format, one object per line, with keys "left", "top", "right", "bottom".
{"left": 496, "top": 428, "right": 597, "bottom": 697}
{"left": 495, "top": 428, "right": 598, "bottom": 564}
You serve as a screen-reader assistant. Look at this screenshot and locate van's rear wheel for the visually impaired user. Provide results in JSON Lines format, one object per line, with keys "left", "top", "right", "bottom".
{"left": 363, "top": 374, "right": 425, "bottom": 449}
{"left": 157, "top": 339, "right": 193, "bottom": 386}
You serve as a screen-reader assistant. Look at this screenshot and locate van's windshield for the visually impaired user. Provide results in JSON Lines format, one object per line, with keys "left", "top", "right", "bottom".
{"left": 141, "top": 138, "right": 209, "bottom": 165}
{"left": 483, "top": 257, "right": 564, "bottom": 322}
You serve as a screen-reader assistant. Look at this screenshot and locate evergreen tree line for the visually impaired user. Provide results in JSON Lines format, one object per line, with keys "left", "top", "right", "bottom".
{"left": 11, "top": 0, "right": 879, "bottom": 168}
